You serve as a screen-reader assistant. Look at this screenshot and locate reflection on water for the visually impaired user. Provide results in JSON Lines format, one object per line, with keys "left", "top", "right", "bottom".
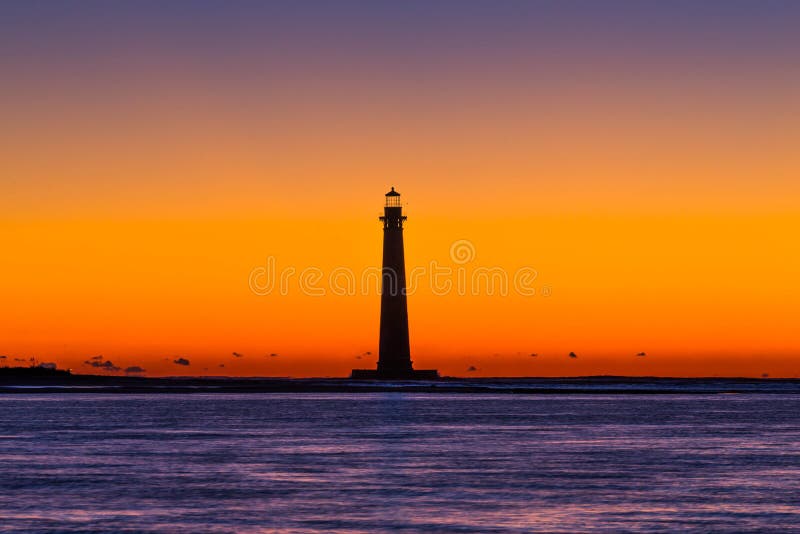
{"left": 1, "top": 393, "right": 799, "bottom": 532}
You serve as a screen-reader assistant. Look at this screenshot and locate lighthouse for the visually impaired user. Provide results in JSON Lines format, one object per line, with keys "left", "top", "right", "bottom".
{"left": 377, "top": 187, "right": 412, "bottom": 376}
{"left": 351, "top": 188, "right": 439, "bottom": 380}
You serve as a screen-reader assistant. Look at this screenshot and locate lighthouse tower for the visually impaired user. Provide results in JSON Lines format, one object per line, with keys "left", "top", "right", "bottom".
{"left": 351, "top": 188, "right": 439, "bottom": 380}
{"left": 377, "top": 187, "right": 412, "bottom": 376}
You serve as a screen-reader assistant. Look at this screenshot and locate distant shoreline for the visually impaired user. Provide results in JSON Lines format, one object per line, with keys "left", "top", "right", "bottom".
{"left": 1, "top": 368, "right": 799, "bottom": 395}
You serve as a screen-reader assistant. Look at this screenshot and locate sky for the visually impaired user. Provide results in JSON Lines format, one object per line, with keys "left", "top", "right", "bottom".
{"left": 1, "top": 1, "right": 799, "bottom": 377}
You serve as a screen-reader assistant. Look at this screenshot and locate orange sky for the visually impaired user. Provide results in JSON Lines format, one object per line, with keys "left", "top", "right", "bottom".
{"left": 2, "top": 210, "right": 798, "bottom": 377}
{"left": 1, "top": 2, "right": 799, "bottom": 377}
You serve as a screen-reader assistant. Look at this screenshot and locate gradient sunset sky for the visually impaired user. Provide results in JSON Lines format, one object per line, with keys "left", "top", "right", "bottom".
{"left": 2, "top": 1, "right": 798, "bottom": 377}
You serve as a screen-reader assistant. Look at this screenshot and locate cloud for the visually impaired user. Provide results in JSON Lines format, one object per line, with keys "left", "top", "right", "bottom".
{"left": 268, "top": 353, "right": 279, "bottom": 358}
{"left": 636, "top": 352, "right": 647, "bottom": 357}
{"left": 14, "top": 358, "right": 26, "bottom": 362}
{"left": 173, "top": 358, "right": 190, "bottom": 366}
{"left": 90, "top": 355, "right": 103, "bottom": 361}
{"left": 83, "top": 359, "right": 121, "bottom": 372}
{"left": 529, "top": 353, "right": 538, "bottom": 357}
{"left": 219, "top": 364, "right": 225, "bottom": 368}
{"left": 232, "top": 352, "right": 244, "bottom": 358}
{"left": 568, "top": 352, "right": 577, "bottom": 358}
{"left": 124, "top": 366, "right": 146, "bottom": 375}
{"left": 467, "top": 365, "right": 478, "bottom": 372}
{"left": 0, "top": 355, "right": 7, "bottom": 360}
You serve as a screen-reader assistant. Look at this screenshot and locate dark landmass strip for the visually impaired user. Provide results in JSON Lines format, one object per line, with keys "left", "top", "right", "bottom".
{"left": 1, "top": 367, "right": 799, "bottom": 394}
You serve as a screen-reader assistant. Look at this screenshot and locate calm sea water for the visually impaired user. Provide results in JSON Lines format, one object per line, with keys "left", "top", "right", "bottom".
{"left": 1, "top": 393, "right": 799, "bottom": 532}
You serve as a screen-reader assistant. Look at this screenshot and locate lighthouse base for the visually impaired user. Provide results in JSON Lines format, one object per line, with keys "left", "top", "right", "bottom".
{"left": 350, "top": 369, "right": 440, "bottom": 380}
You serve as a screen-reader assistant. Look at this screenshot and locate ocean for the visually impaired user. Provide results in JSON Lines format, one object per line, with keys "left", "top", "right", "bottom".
{"left": 1, "top": 392, "right": 799, "bottom": 532}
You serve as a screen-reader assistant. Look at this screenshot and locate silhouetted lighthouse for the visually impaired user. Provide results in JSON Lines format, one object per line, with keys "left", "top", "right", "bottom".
{"left": 377, "top": 187, "right": 412, "bottom": 376}
{"left": 351, "top": 188, "right": 438, "bottom": 380}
